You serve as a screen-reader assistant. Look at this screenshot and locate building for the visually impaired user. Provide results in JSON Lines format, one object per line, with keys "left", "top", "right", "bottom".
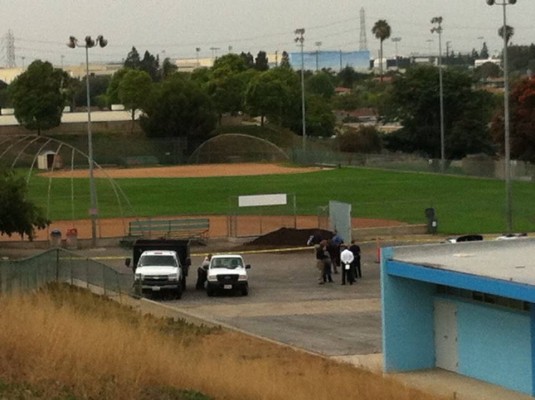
{"left": 381, "top": 238, "right": 535, "bottom": 396}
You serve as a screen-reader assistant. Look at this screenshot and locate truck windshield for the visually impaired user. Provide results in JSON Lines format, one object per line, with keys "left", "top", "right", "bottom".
{"left": 139, "top": 255, "right": 177, "bottom": 267}
{"left": 211, "top": 258, "right": 243, "bottom": 269}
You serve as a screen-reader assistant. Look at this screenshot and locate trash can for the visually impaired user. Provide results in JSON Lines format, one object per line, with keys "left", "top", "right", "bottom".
{"left": 66, "top": 228, "right": 78, "bottom": 249}
{"left": 425, "top": 208, "right": 438, "bottom": 234}
{"left": 49, "top": 229, "right": 62, "bottom": 247}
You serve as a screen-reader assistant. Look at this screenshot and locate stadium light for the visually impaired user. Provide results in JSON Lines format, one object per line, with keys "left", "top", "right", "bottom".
{"left": 431, "top": 17, "right": 445, "bottom": 172}
{"left": 295, "top": 28, "right": 306, "bottom": 151}
{"left": 67, "top": 35, "right": 107, "bottom": 247}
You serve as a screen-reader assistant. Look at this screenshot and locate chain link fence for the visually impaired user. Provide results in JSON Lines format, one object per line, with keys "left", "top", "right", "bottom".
{"left": 0, "top": 249, "right": 132, "bottom": 298}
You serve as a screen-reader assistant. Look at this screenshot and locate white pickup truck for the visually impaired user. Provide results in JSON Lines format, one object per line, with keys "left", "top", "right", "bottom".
{"left": 131, "top": 249, "right": 184, "bottom": 298}
{"left": 206, "top": 254, "right": 251, "bottom": 297}
{"left": 125, "top": 239, "right": 191, "bottom": 299}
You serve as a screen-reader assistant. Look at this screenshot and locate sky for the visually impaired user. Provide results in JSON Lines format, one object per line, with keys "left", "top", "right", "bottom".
{"left": 1, "top": 0, "right": 534, "bottom": 68}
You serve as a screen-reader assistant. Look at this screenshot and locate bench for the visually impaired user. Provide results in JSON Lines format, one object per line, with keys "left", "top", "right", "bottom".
{"left": 128, "top": 218, "right": 210, "bottom": 240}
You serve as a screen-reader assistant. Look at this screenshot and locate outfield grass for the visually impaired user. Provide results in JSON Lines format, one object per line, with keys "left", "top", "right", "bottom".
{"left": 27, "top": 167, "right": 535, "bottom": 235}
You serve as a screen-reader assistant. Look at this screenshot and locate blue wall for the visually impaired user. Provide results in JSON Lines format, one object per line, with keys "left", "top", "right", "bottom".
{"left": 382, "top": 248, "right": 435, "bottom": 371}
{"left": 457, "top": 301, "right": 531, "bottom": 394}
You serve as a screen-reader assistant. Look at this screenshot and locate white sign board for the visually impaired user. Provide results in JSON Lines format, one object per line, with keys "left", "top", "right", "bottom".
{"left": 238, "top": 193, "right": 287, "bottom": 207}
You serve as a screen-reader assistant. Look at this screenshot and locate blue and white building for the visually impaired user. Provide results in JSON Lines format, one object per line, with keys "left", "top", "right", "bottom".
{"left": 289, "top": 50, "right": 370, "bottom": 72}
{"left": 381, "top": 238, "right": 535, "bottom": 396}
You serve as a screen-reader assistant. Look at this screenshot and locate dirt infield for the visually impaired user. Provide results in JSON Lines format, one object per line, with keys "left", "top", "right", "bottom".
{"left": 40, "top": 163, "right": 327, "bottom": 179}
{"left": 20, "top": 163, "right": 405, "bottom": 242}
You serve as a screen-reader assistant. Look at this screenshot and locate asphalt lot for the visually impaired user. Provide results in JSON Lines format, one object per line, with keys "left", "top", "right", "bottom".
{"left": 92, "top": 239, "right": 386, "bottom": 370}
{"left": 7, "top": 237, "right": 533, "bottom": 399}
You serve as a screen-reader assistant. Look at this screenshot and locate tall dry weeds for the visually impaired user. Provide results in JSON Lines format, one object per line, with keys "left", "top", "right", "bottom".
{"left": 0, "top": 285, "right": 446, "bottom": 400}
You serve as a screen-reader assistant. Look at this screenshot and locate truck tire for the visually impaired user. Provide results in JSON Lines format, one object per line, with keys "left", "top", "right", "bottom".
{"left": 241, "top": 285, "right": 249, "bottom": 296}
{"left": 176, "top": 285, "right": 183, "bottom": 300}
{"left": 207, "top": 287, "right": 215, "bottom": 297}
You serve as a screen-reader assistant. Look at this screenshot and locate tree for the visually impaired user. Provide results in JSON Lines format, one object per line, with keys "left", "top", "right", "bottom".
{"left": 240, "top": 52, "right": 255, "bottom": 69}
{"left": 474, "top": 62, "right": 501, "bottom": 81}
{"left": 304, "top": 95, "right": 336, "bottom": 138}
{"left": 255, "top": 51, "right": 269, "bottom": 71}
{"left": 118, "top": 69, "right": 153, "bottom": 132}
{"left": 161, "top": 57, "right": 178, "bottom": 79}
{"left": 106, "top": 68, "right": 130, "bottom": 106}
{"left": 480, "top": 42, "right": 490, "bottom": 59}
{"left": 306, "top": 71, "right": 335, "bottom": 99}
{"left": 372, "top": 19, "right": 391, "bottom": 82}
{"left": 0, "top": 170, "right": 49, "bottom": 240}
{"left": 73, "top": 75, "right": 110, "bottom": 110}
{"left": 124, "top": 47, "right": 141, "bottom": 69}
{"left": 338, "top": 126, "right": 383, "bottom": 153}
{"left": 0, "top": 80, "right": 9, "bottom": 108}
{"left": 491, "top": 77, "right": 535, "bottom": 162}
{"left": 140, "top": 74, "right": 217, "bottom": 139}
{"left": 279, "top": 51, "right": 291, "bottom": 69}
{"left": 207, "top": 54, "right": 255, "bottom": 120}
{"left": 9, "top": 60, "right": 65, "bottom": 135}
{"left": 337, "top": 66, "right": 357, "bottom": 89}
{"left": 385, "top": 65, "right": 495, "bottom": 159}
{"left": 245, "top": 69, "right": 291, "bottom": 126}
{"left": 213, "top": 54, "right": 249, "bottom": 74}
{"left": 140, "top": 51, "right": 160, "bottom": 81}
{"left": 498, "top": 24, "right": 514, "bottom": 45}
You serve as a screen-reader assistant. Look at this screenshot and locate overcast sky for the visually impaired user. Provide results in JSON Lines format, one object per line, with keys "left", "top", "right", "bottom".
{"left": 2, "top": 0, "right": 533, "bottom": 67}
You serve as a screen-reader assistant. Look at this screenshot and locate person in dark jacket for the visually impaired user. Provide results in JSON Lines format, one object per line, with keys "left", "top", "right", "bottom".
{"left": 349, "top": 240, "right": 362, "bottom": 279}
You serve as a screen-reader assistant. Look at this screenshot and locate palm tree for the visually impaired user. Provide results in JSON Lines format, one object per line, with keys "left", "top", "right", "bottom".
{"left": 372, "top": 19, "right": 391, "bottom": 82}
{"left": 498, "top": 24, "right": 514, "bottom": 44}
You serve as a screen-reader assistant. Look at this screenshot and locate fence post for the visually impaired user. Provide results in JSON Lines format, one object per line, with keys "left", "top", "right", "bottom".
{"left": 55, "top": 248, "right": 60, "bottom": 282}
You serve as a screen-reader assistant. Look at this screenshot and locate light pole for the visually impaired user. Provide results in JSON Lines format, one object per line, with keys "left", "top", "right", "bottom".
{"left": 486, "top": 0, "right": 516, "bottom": 233}
{"left": 195, "top": 47, "right": 201, "bottom": 67}
{"left": 67, "top": 35, "right": 107, "bottom": 247}
{"left": 391, "top": 37, "right": 401, "bottom": 68}
{"left": 210, "top": 47, "right": 220, "bottom": 61}
{"left": 295, "top": 28, "right": 306, "bottom": 151}
{"left": 315, "top": 41, "right": 322, "bottom": 72}
{"left": 431, "top": 17, "right": 445, "bottom": 172}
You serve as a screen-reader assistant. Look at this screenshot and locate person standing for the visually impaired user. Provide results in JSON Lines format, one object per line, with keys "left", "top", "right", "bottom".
{"left": 349, "top": 240, "right": 362, "bottom": 279}
{"left": 195, "top": 253, "right": 212, "bottom": 290}
{"left": 315, "top": 241, "right": 325, "bottom": 284}
{"left": 340, "top": 244, "right": 355, "bottom": 285}
{"left": 327, "top": 238, "right": 342, "bottom": 274}
{"left": 331, "top": 230, "right": 344, "bottom": 273}
{"left": 322, "top": 241, "right": 334, "bottom": 283}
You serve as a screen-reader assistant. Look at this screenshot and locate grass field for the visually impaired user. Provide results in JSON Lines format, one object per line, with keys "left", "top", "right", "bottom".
{"left": 26, "top": 166, "right": 535, "bottom": 235}
{"left": 0, "top": 284, "right": 447, "bottom": 400}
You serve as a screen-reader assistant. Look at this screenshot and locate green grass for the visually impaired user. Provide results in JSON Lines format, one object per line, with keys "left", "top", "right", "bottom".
{"left": 26, "top": 166, "right": 535, "bottom": 235}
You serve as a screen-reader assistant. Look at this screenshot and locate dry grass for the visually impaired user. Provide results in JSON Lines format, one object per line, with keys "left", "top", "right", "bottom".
{"left": 0, "top": 285, "right": 447, "bottom": 400}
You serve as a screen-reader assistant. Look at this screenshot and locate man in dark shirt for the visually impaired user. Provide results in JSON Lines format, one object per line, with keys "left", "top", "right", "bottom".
{"left": 349, "top": 240, "right": 362, "bottom": 279}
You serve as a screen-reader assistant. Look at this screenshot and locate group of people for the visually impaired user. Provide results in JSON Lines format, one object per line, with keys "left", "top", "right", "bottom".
{"left": 310, "top": 232, "right": 361, "bottom": 285}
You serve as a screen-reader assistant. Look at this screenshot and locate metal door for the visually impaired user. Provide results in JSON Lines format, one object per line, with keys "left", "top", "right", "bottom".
{"left": 434, "top": 300, "right": 458, "bottom": 371}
